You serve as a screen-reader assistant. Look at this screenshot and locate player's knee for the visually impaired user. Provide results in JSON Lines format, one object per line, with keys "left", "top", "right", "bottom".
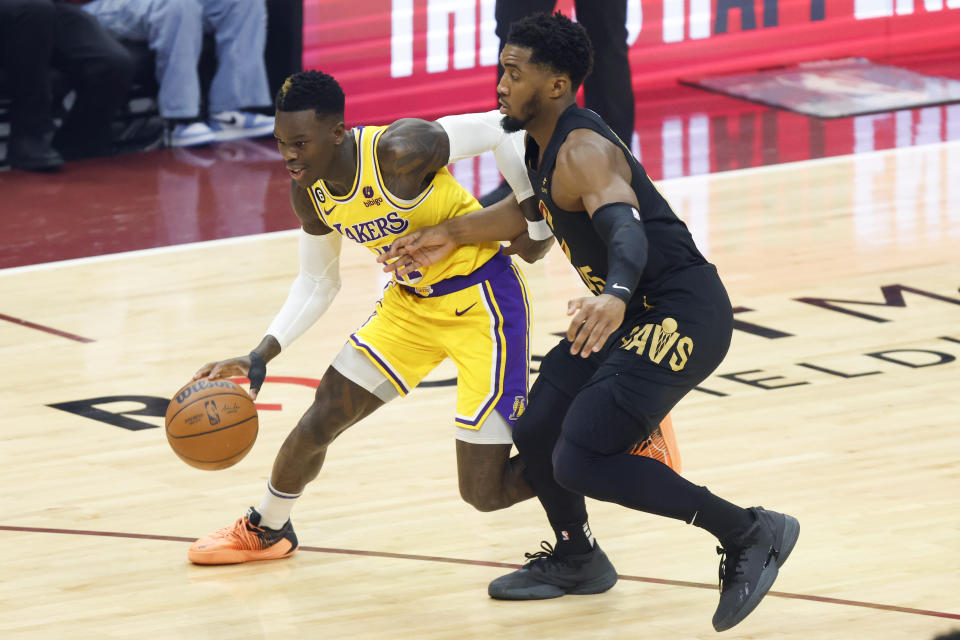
{"left": 459, "top": 487, "right": 507, "bottom": 512}
{"left": 294, "top": 400, "right": 341, "bottom": 449}
{"left": 458, "top": 478, "right": 511, "bottom": 512}
{"left": 552, "top": 437, "right": 591, "bottom": 495}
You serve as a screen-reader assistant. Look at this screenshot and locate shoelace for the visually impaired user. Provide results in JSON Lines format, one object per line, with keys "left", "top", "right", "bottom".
{"left": 715, "top": 545, "right": 747, "bottom": 593}
{"left": 716, "top": 522, "right": 775, "bottom": 593}
{"left": 208, "top": 516, "right": 265, "bottom": 550}
{"left": 523, "top": 540, "right": 557, "bottom": 568}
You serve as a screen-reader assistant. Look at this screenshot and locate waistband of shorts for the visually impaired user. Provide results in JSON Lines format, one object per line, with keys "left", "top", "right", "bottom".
{"left": 400, "top": 250, "right": 510, "bottom": 298}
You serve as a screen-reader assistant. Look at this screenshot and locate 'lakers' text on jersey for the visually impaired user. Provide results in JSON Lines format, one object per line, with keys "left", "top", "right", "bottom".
{"left": 306, "top": 125, "right": 500, "bottom": 288}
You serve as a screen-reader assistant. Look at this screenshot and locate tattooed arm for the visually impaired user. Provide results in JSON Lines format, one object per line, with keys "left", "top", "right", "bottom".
{"left": 376, "top": 119, "right": 451, "bottom": 200}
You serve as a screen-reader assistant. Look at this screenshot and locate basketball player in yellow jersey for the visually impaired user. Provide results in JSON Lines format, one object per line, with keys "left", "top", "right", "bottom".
{"left": 185, "top": 70, "right": 554, "bottom": 565}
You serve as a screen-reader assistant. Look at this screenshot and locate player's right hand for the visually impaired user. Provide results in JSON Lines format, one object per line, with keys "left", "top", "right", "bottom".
{"left": 192, "top": 355, "right": 261, "bottom": 400}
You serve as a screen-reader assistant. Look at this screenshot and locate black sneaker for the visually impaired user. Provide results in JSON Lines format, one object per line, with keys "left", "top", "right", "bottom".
{"left": 712, "top": 507, "right": 800, "bottom": 632}
{"left": 488, "top": 541, "right": 618, "bottom": 600}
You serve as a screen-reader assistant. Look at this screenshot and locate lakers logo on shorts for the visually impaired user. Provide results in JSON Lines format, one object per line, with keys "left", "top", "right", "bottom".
{"left": 509, "top": 395, "right": 526, "bottom": 420}
{"left": 619, "top": 317, "right": 694, "bottom": 371}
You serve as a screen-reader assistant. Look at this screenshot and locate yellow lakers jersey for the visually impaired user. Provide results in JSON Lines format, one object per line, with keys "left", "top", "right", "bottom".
{"left": 306, "top": 125, "right": 500, "bottom": 287}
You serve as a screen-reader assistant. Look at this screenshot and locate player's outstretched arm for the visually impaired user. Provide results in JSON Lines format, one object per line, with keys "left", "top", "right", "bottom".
{"left": 552, "top": 131, "right": 648, "bottom": 358}
{"left": 377, "top": 194, "right": 531, "bottom": 277}
{"left": 194, "top": 182, "right": 341, "bottom": 398}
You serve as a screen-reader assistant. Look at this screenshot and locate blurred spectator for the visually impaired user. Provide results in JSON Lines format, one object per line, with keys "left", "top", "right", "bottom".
{"left": 481, "top": 1, "right": 634, "bottom": 205}
{"left": 81, "top": 0, "right": 274, "bottom": 147}
{"left": 0, "top": 0, "right": 134, "bottom": 171}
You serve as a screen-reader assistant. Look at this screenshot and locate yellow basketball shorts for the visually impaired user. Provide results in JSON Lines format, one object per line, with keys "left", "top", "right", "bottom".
{"left": 349, "top": 252, "right": 530, "bottom": 431}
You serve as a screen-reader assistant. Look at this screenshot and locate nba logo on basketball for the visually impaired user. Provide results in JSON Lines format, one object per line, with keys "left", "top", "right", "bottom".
{"left": 204, "top": 400, "right": 221, "bottom": 425}
{"left": 509, "top": 396, "right": 526, "bottom": 420}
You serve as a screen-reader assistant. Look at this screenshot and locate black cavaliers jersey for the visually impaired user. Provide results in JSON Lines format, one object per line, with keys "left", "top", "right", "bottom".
{"left": 525, "top": 105, "right": 707, "bottom": 311}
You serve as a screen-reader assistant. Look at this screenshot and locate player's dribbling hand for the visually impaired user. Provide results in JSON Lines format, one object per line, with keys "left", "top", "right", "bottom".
{"left": 377, "top": 225, "right": 456, "bottom": 277}
{"left": 566, "top": 294, "right": 626, "bottom": 358}
{"left": 192, "top": 355, "right": 261, "bottom": 400}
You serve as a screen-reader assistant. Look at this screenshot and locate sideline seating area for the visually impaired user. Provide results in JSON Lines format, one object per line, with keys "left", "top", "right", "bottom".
{"left": 0, "top": 0, "right": 301, "bottom": 169}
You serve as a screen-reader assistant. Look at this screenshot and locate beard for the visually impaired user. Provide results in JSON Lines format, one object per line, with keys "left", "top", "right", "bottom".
{"left": 499, "top": 93, "right": 540, "bottom": 133}
{"left": 500, "top": 114, "right": 529, "bottom": 133}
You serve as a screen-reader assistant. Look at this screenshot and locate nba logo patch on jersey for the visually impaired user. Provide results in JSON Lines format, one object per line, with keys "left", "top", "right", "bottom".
{"left": 509, "top": 395, "right": 526, "bottom": 420}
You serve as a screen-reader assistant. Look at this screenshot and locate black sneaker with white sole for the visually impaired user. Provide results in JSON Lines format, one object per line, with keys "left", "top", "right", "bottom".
{"left": 488, "top": 541, "right": 619, "bottom": 600}
{"left": 712, "top": 506, "right": 800, "bottom": 632}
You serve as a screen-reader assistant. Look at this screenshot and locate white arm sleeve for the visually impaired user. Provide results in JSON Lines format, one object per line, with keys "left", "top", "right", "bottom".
{"left": 265, "top": 229, "right": 342, "bottom": 349}
{"left": 436, "top": 110, "right": 534, "bottom": 203}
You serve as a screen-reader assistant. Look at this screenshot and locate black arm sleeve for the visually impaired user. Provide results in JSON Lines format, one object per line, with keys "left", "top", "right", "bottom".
{"left": 591, "top": 202, "right": 649, "bottom": 303}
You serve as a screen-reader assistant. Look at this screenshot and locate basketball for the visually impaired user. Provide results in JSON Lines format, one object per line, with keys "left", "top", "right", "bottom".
{"left": 165, "top": 379, "right": 258, "bottom": 470}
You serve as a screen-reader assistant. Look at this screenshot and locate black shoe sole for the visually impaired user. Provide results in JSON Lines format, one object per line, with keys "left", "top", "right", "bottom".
{"left": 774, "top": 514, "right": 800, "bottom": 568}
{"left": 566, "top": 570, "right": 619, "bottom": 595}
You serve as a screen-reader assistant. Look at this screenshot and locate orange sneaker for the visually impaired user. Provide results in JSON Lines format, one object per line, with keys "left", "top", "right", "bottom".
{"left": 188, "top": 507, "right": 298, "bottom": 565}
{"left": 627, "top": 413, "right": 682, "bottom": 473}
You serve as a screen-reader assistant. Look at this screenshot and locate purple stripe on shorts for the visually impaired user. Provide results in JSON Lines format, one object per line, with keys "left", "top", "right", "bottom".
{"left": 456, "top": 263, "right": 530, "bottom": 427}
{"left": 349, "top": 334, "right": 409, "bottom": 394}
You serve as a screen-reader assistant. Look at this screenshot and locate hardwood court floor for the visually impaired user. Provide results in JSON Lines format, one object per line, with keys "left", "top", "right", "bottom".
{"left": 1, "top": 142, "right": 958, "bottom": 639}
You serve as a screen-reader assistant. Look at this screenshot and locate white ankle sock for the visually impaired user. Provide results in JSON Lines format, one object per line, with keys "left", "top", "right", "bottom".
{"left": 257, "top": 482, "right": 301, "bottom": 530}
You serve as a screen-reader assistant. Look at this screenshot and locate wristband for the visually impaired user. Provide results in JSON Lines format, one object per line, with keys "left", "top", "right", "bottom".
{"left": 248, "top": 351, "right": 267, "bottom": 393}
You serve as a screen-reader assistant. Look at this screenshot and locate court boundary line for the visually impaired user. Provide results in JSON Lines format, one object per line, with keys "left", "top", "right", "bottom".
{"left": 0, "top": 312, "right": 94, "bottom": 343}
{"left": 2, "top": 138, "right": 958, "bottom": 278}
{"left": 2, "top": 524, "right": 957, "bottom": 621}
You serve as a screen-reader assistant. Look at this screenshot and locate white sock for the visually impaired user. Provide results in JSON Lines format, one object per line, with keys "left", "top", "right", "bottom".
{"left": 257, "top": 481, "right": 301, "bottom": 530}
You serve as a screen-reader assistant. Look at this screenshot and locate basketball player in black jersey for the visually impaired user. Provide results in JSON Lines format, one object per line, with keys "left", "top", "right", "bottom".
{"left": 379, "top": 12, "right": 799, "bottom": 633}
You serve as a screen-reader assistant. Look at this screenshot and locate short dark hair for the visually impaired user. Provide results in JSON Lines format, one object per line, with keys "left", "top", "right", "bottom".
{"left": 275, "top": 70, "right": 345, "bottom": 117}
{"left": 506, "top": 12, "right": 594, "bottom": 90}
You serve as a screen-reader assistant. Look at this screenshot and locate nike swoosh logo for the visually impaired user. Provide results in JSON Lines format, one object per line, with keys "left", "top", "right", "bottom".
{"left": 323, "top": 205, "right": 337, "bottom": 216}
{"left": 611, "top": 284, "right": 630, "bottom": 291}
{"left": 454, "top": 303, "right": 477, "bottom": 316}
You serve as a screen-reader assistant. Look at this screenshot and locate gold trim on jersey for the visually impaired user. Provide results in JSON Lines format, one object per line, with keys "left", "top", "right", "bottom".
{"left": 322, "top": 127, "right": 363, "bottom": 204}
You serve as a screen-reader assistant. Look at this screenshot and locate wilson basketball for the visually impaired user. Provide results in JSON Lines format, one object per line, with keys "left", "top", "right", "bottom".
{"left": 165, "top": 379, "right": 258, "bottom": 470}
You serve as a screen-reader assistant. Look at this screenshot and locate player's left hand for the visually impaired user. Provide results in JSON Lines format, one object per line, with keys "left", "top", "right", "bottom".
{"left": 377, "top": 225, "right": 455, "bottom": 277}
{"left": 566, "top": 294, "right": 626, "bottom": 358}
